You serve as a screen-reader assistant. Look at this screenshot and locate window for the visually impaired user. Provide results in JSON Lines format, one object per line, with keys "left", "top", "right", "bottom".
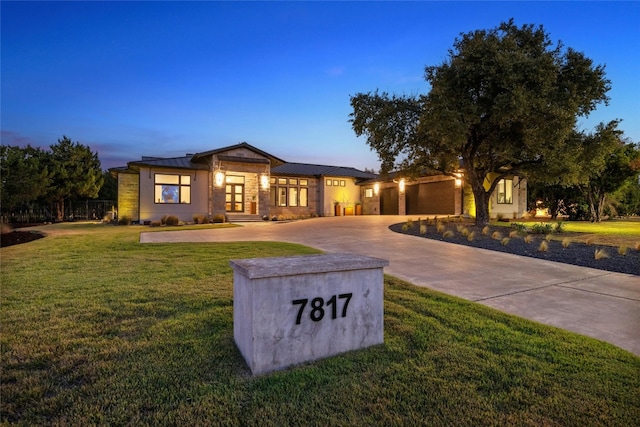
{"left": 270, "top": 176, "right": 309, "bottom": 207}
{"left": 289, "top": 187, "right": 298, "bottom": 206}
{"left": 278, "top": 187, "right": 287, "bottom": 206}
{"left": 326, "top": 179, "right": 332, "bottom": 186}
{"left": 299, "top": 188, "right": 308, "bottom": 207}
{"left": 497, "top": 179, "right": 513, "bottom": 204}
{"left": 365, "top": 188, "right": 373, "bottom": 198}
{"left": 155, "top": 174, "right": 191, "bottom": 204}
{"left": 340, "top": 180, "right": 346, "bottom": 187}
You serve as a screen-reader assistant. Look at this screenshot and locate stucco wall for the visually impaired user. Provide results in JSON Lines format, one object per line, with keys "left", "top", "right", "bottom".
{"left": 322, "top": 176, "right": 361, "bottom": 216}
{"left": 138, "top": 167, "right": 209, "bottom": 222}
{"left": 489, "top": 176, "right": 528, "bottom": 219}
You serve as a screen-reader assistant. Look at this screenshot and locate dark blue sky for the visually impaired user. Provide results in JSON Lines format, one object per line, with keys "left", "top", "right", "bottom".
{"left": 2, "top": 1, "right": 638, "bottom": 171}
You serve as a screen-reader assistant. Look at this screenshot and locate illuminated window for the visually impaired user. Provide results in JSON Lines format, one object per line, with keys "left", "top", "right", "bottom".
{"left": 270, "top": 176, "right": 309, "bottom": 207}
{"left": 365, "top": 188, "right": 373, "bottom": 198}
{"left": 340, "top": 180, "right": 346, "bottom": 187}
{"left": 155, "top": 174, "right": 191, "bottom": 204}
{"left": 299, "top": 188, "right": 308, "bottom": 207}
{"left": 289, "top": 187, "right": 298, "bottom": 206}
{"left": 497, "top": 179, "right": 513, "bottom": 204}
{"left": 326, "top": 179, "right": 332, "bottom": 186}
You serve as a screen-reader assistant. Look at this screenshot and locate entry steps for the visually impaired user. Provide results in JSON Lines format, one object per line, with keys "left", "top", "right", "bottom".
{"left": 226, "top": 214, "right": 264, "bottom": 223}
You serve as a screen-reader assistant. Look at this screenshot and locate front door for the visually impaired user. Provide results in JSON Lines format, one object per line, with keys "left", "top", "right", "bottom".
{"left": 226, "top": 184, "right": 244, "bottom": 212}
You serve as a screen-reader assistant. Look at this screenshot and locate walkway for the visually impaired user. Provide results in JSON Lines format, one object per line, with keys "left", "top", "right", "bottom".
{"left": 140, "top": 216, "right": 640, "bottom": 356}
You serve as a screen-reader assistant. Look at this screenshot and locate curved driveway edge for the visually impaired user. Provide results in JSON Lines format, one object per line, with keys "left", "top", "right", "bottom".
{"left": 140, "top": 216, "right": 640, "bottom": 356}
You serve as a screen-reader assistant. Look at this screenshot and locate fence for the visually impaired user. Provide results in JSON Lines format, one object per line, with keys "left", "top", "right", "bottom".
{"left": 1, "top": 200, "right": 116, "bottom": 224}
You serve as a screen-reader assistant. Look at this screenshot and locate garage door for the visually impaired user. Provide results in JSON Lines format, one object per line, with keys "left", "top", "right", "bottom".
{"left": 380, "top": 187, "right": 399, "bottom": 215}
{"left": 406, "top": 180, "right": 455, "bottom": 215}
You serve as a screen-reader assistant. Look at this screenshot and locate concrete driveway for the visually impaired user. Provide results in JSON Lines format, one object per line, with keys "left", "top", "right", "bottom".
{"left": 140, "top": 216, "right": 640, "bottom": 356}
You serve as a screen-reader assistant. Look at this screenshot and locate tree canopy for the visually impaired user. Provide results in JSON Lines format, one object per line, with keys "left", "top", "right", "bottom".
{"left": 350, "top": 20, "right": 611, "bottom": 225}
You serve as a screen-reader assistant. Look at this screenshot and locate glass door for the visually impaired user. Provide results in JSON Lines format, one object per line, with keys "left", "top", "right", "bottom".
{"left": 225, "top": 184, "right": 244, "bottom": 212}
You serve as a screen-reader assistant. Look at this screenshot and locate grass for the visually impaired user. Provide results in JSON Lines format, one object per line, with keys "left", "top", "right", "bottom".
{"left": 2, "top": 223, "right": 639, "bottom": 425}
{"left": 496, "top": 219, "right": 640, "bottom": 248}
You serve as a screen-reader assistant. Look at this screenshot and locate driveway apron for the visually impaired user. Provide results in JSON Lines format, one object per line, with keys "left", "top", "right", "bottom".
{"left": 140, "top": 216, "right": 640, "bottom": 356}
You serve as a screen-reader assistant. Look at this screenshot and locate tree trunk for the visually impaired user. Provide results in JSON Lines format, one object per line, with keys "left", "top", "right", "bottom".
{"left": 468, "top": 174, "right": 491, "bottom": 226}
{"left": 474, "top": 191, "right": 491, "bottom": 226}
{"left": 55, "top": 198, "right": 65, "bottom": 222}
{"left": 586, "top": 188, "right": 606, "bottom": 222}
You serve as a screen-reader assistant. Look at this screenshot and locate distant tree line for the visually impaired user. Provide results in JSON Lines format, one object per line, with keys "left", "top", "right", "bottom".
{"left": 1, "top": 136, "right": 116, "bottom": 222}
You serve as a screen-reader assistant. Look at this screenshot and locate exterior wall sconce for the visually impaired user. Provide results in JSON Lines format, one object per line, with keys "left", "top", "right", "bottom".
{"left": 399, "top": 179, "right": 405, "bottom": 193}
{"left": 454, "top": 173, "right": 462, "bottom": 188}
{"left": 214, "top": 170, "right": 225, "bottom": 187}
{"left": 260, "top": 174, "right": 269, "bottom": 190}
{"left": 373, "top": 183, "right": 380, "bottom": 195}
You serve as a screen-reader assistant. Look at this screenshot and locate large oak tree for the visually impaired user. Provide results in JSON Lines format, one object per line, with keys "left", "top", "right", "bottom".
{"left": 350, "top": 20, "right": 611, "bottom": 225}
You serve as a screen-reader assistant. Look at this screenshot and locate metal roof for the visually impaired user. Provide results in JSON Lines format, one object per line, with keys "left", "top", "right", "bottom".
{"left": 127, "top": 155, "right": 208, "bottom": 171}
{"left": 272, "top": 162, "right": 377, "bottom": 179}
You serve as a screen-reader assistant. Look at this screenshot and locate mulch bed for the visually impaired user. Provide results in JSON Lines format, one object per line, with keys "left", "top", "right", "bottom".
{"left": 390, "top": 221, "right": 639, "bottom": 276}
{"left": 0, "top": 230, "right": 46, "bottom": 247}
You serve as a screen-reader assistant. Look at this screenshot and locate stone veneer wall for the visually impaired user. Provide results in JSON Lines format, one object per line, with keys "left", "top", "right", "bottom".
{"left": 117, "top": 172, "right": 140, "bottom": 221}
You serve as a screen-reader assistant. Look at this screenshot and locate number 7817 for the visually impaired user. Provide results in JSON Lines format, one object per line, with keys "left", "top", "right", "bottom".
{"left": 292, "top": 293, "right": 353, "bottom": 325}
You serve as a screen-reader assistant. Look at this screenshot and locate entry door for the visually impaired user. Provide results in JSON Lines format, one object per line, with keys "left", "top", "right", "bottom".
{"left": 226, "top": 184, "right": 244, "bottom": 212}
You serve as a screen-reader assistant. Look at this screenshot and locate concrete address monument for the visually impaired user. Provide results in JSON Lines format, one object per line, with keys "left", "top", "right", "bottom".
{"left": 230, "top": 253, "right": 388, "bottom": 375}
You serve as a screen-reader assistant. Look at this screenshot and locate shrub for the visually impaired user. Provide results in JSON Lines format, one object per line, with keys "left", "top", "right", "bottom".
{"left": 402, "top": 223, "right": 410, "bottom": 232}
{"left": 118, "top": 216, "right": 132, "bottom": 225}
{"left": 530, "top": 223, "right": 554, "bottom": 235}
{"left": 538, "top": 240, "right": 548, "bottom": 252}
{"left": 585, "top": 237, "right": 595, "bottom": 246}
{"left": 510, "top": 222, "right": 527, "bottom": 235}
{"left": 618, "top": 245, "right": 628, "bottom": 256}
{"left": 443, "top": 230, "right": 454, "bottom": 238}
{"left": 461, "top": 227, "right": 470, "bottom": 237}
{"left": 212, "top": 214, "right": 226, "bottom": 223}
{"left": 160, "top": 215, "right": 168, "bottom": 225}
{"left": 164, "top": 215, "right": 180, "bottom": 226}
{"left": 192, "top": 214, "right": 208, "bottom": 224}
{"left": 436, "top": 222, "right": 445, "bottom": 233}
{"left": 554, "top": 221, "right": 565, "bottom": 233}
{"left": 405, "top": 219, "right": 414, "bottom": 229}
{"left": 524, "top": 235, "right": 534, "bottom": 244}
{"left": 419, "top": 224, "right": 427, "bottom": 235}
{"left": 491, "top": 231, "right": 502, "bottom": 240}
{"left": 467, "top": 231, "right": 476, "bottom": 242}
{"left": 501, "top": 237, "right": 510, "bottom": 246}
{"left": 594, "top": 248, "right": 609, "bottom": 260}
{"left": 562, "top": 238, "right": 571, "bottom": 248}
{"left": 150, "top": 221, "right": 161, "bottom": 227}
{"left": 482, "top": 226, "right": 490, "bottom": 236}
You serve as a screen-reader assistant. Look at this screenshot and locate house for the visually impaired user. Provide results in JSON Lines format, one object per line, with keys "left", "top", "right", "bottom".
{"left": 110, "top": 142, "right": 527, "bottom": 223}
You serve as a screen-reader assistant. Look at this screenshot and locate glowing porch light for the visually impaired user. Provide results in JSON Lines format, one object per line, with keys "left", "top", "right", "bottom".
{"left": 214, "top": 170, "right": 225, "bottom": 187}
{"left": 260, "top": 174, "right": 270, "bottom": 190}
{"left": 399, "top": 179, "right": 405, "bottom": 193}
{"left": 455, "top": 179, "right": 462, "bottom": 187}
{"left": 373, "top": 183, "right": 380, "bottom": 195}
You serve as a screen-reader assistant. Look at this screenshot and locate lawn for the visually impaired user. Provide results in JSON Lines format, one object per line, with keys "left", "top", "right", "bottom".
{"left": 495, "top": 218, "right": 640, "bottom": 248}
{"left": 1, "top": 223, "right": 639, "bottom": 425}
